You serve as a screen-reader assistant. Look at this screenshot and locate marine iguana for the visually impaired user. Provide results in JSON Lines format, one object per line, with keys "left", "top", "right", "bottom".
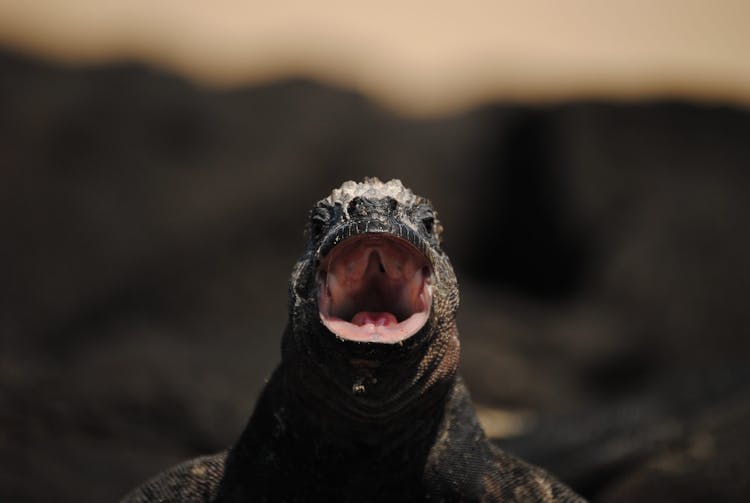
{"left": 122, "top": 178, "right": 585, "bottom": 502}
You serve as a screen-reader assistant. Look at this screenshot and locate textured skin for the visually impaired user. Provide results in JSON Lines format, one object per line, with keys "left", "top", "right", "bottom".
{"left": 122, "top": 178, "right": 585, "bottom": 502}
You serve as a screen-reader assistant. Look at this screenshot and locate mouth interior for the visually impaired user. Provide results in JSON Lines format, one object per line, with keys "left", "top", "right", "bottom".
{"left": 318, "top": 234, "right": 432, "bottom": 343}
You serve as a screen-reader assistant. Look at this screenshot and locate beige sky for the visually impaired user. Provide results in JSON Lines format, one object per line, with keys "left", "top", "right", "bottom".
{"left": 0, "top": 1, "right": 748, "bottom": 116}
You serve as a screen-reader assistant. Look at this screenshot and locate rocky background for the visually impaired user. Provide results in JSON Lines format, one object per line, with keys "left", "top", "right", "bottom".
{"left": 1, "top": 50, "right": 749, "bottom": 502}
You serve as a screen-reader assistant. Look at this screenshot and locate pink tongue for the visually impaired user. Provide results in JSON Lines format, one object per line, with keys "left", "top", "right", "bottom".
{"left": 351, "top": 311, "right": 398, "bottom": 327}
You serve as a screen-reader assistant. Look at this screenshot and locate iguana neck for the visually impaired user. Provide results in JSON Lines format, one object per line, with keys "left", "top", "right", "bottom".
{"left": 281, "top": 319, "right": 461, "bottom": 424}
{"left": 218, "top": 325, "right": 461, "bottom": 499}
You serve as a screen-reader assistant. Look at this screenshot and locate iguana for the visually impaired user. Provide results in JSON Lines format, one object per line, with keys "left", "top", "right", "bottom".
{"left": 122, "top": 178, "right": 585, "bottom": 502}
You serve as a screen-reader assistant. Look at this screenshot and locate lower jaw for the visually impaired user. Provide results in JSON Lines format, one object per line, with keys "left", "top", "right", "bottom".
{"left": 319, "top": 308, "right": 430, "bottom": 344}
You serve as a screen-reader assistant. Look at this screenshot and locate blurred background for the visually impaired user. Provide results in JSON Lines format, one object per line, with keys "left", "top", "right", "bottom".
{"left": 1, "top": 2, "right": 749, "bottom": 502}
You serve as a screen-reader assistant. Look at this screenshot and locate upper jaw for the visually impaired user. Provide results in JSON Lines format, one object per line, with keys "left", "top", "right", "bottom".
{"left": 317, "top": 227, "right": 433, "bottom": 344}
{"left": 316, "top": 219, "right": 432, "bottom": 265}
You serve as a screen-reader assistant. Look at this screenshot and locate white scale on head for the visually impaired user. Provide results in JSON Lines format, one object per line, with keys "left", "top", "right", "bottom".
{"left": 325, "top": 178, "right": 419, "bottom": 209}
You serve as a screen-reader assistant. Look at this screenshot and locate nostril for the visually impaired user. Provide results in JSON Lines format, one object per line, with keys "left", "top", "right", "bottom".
{"left": 348, "top": 197, "right": 364, "bottom": 216}
{"left": 347, "top": 196, "right": 399, "bottom": 218}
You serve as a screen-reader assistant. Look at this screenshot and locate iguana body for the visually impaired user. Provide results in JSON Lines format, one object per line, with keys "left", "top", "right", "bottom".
{"left": 123, "top": 178, "right": 585, "bottom": 502}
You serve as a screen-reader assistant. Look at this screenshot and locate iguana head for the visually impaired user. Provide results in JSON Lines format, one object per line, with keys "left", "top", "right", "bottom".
{"left": 288, "top": 178, "right": 459, "bottom": 349}
{"left": 283, "top": 179, "right": 460, "bottom": 409}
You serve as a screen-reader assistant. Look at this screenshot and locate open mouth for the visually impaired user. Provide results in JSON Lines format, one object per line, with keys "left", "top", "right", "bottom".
{"left": 318, "top": 233, "right": 432, "bottom": 344}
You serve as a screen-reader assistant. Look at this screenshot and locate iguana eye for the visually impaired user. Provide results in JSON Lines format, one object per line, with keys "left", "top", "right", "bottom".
{"left": 310, "top": 206, "right": 330, "bottom": 238}
{"left": 422, "top": 215, "right": 434, "bottom": 234}
{"left": 411, "top": 205, "right": 435, "bottom": 236}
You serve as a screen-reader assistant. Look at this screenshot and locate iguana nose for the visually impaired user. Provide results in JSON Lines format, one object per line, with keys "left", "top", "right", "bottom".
{"left": 348, "top": 196, "right": 398, "bottom": 219}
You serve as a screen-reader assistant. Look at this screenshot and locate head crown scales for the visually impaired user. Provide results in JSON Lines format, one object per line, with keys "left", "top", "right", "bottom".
{"left": 324, "top": 178, "right": 420, "bottom": 208}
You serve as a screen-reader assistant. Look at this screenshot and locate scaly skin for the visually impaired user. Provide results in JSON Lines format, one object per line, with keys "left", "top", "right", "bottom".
{"left": 122, "top": 178, "right": 585, "bottom": 502}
